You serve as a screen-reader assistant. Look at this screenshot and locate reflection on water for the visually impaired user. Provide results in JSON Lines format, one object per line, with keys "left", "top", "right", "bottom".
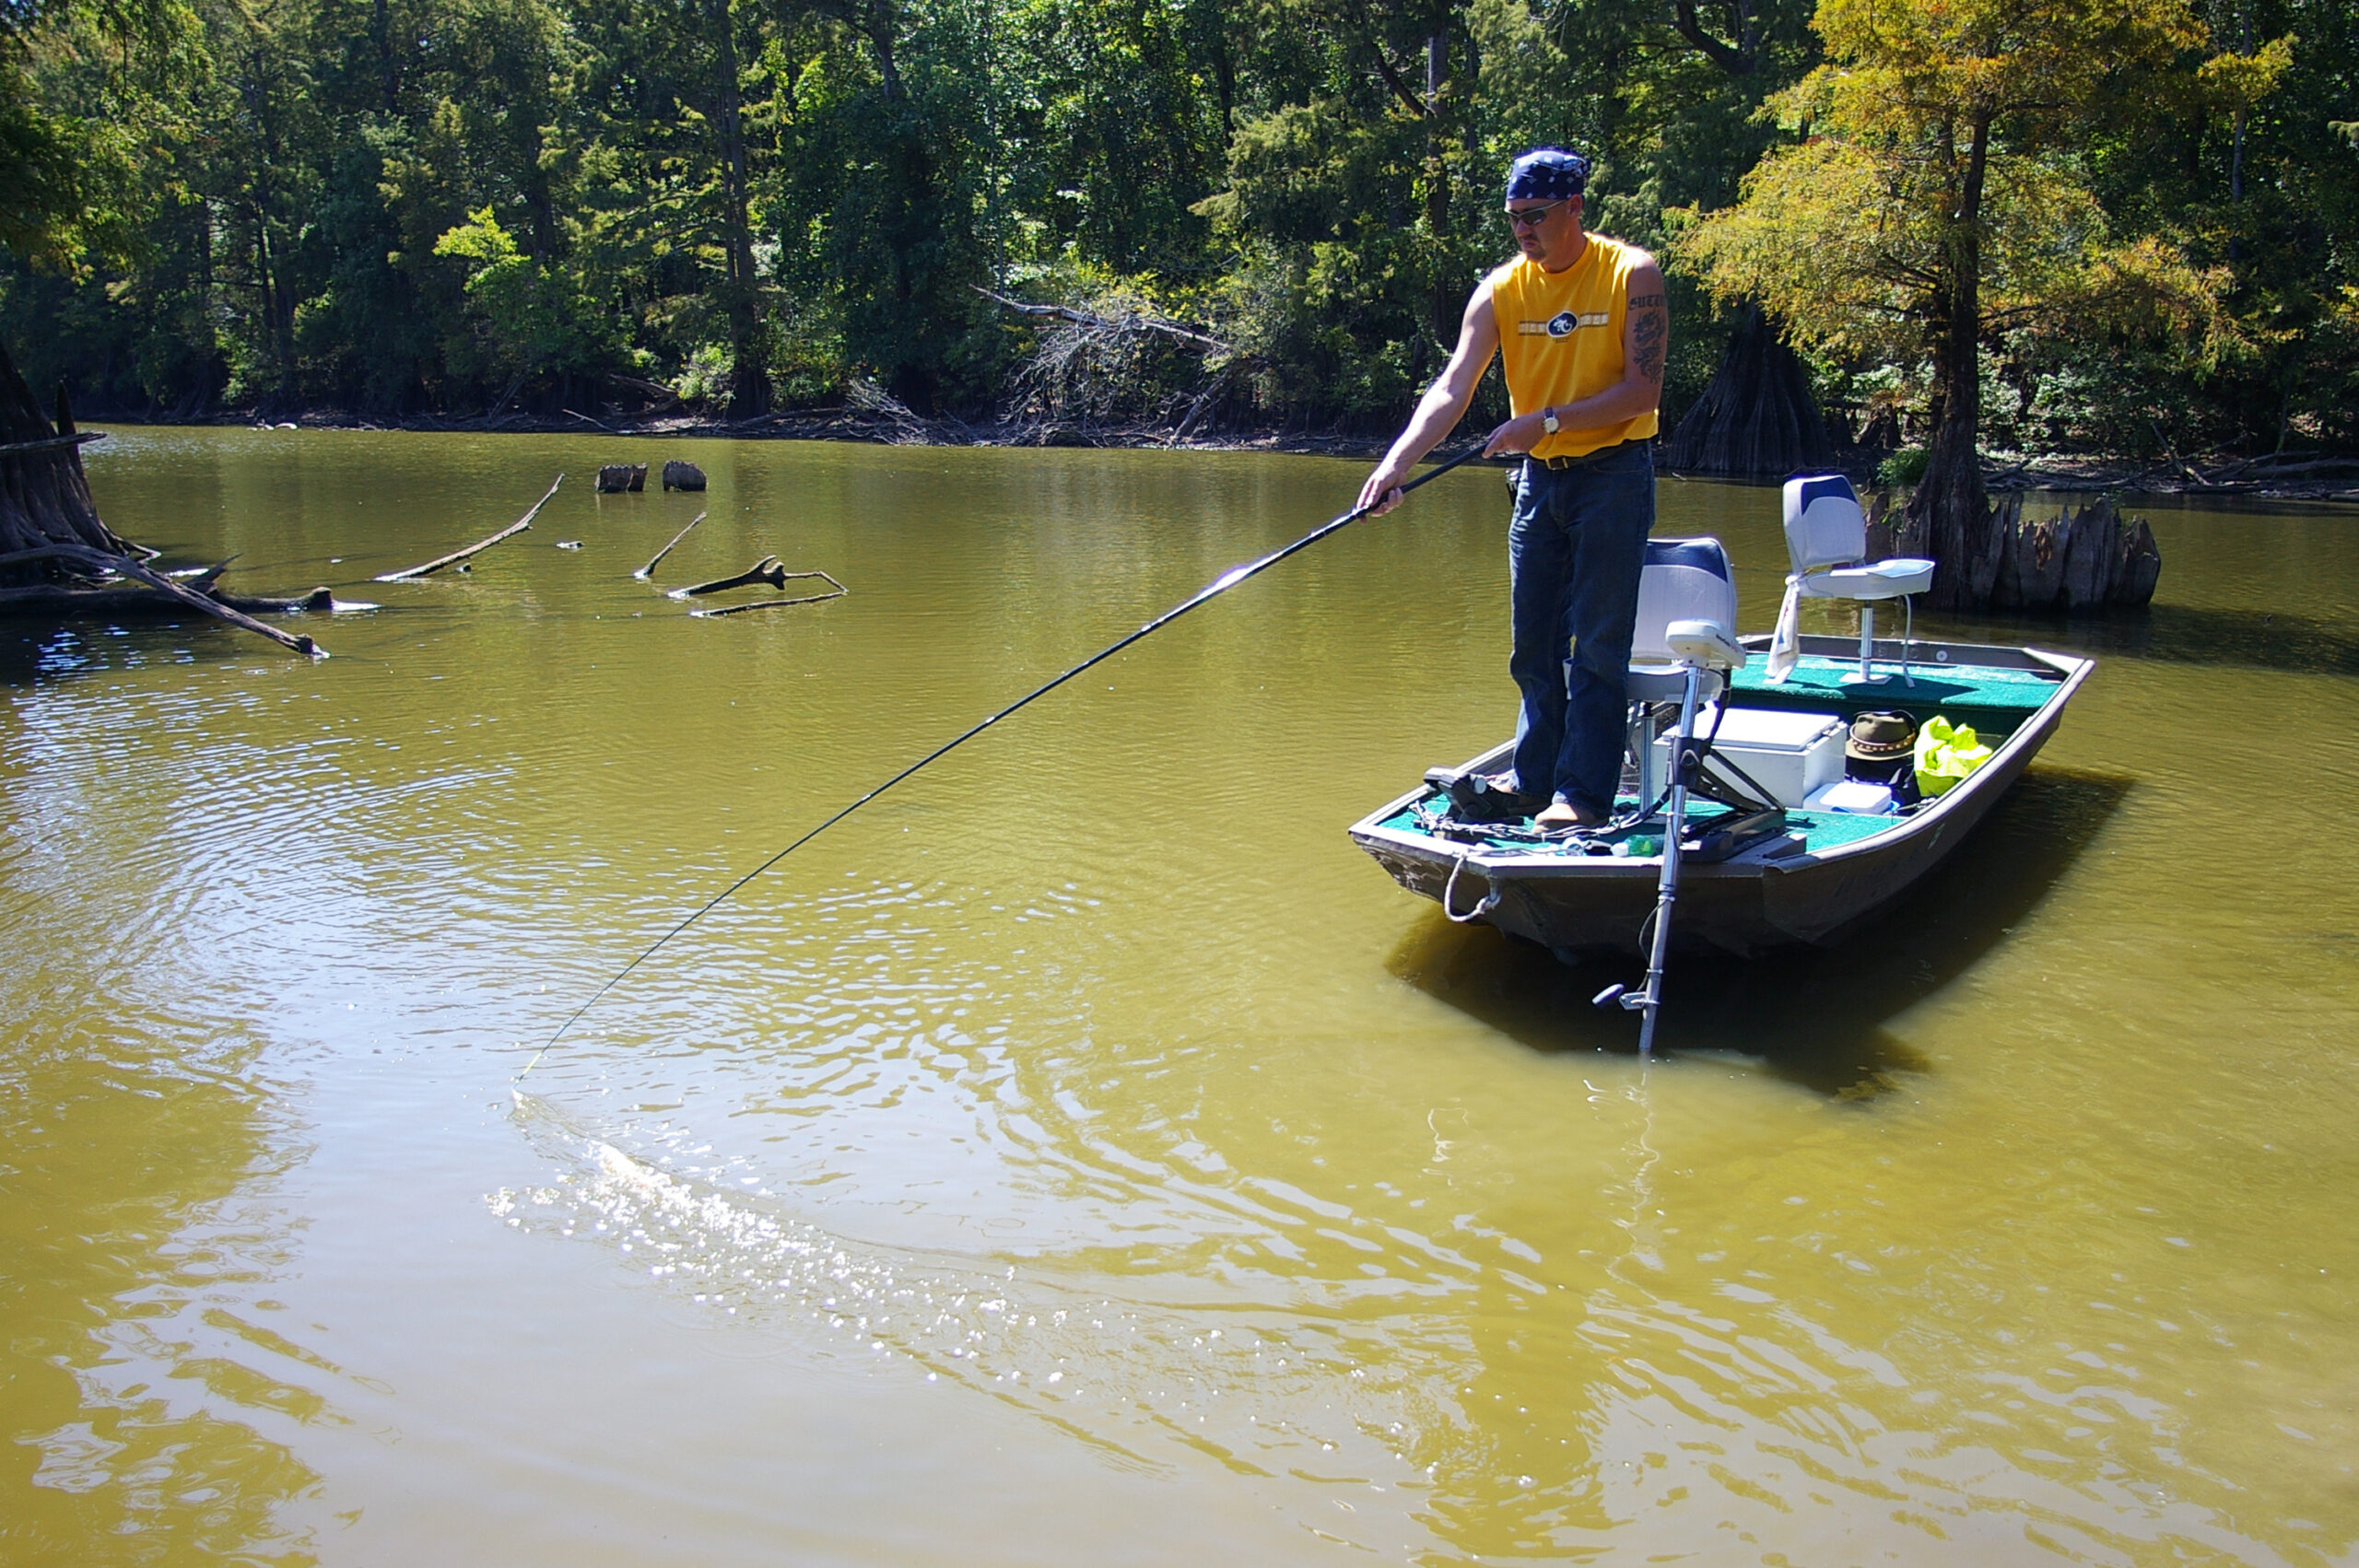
{"left": 1, "top": 431, "right": 2355, "bottom": 1563}
{"left": 1392, "top": 767, "right": 2133, "bottom": 1094}
{"left": 1, "top": 1011, "right": 324, "bottom": 1562}
{"left": 2045, "top": 603, "right": 2359, "bottom": 678}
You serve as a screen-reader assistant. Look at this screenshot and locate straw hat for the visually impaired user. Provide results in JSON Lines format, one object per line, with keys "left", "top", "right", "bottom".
{"left": 1845, "top": 709, "right": 1917, "bottom": 764}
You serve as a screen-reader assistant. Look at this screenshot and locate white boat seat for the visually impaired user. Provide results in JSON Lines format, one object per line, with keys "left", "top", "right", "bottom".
{"left": 1666, "top": 616, "right": 1746, "bottom": 669}
{"left": 1625, "top": 537, "right": 1742, "bottom": 802}
{"left": 1798, "top": 558, "right": 1934, "bottom": 600}
{"left": 1626, "top": 537, "right": 1740, "bottom": 673}
{"left": 1774, "top": 473, "right": 1934, "bottom": 684}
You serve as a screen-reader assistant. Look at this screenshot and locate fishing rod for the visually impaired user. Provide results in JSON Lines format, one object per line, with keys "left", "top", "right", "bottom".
{"left": 523, "top": 442, "right": 1490, "bottom": 1071}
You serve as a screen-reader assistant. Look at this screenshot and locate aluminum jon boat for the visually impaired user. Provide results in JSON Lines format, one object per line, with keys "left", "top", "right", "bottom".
{"left": 1348, "top": 629, "right": 2095, "bottom": 961}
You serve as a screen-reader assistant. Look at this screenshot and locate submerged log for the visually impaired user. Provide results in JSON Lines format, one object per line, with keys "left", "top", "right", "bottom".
{"left": 662, "top": 460, "right": 707, "bottom": 492}
{"left": 597, "top": 463, "right": 648, "bottom": 494}
{"left": 1864, "top": 490, "right": 2160, "bottom": 613}
{"left": 633, "top": 510, "right": 706, "bottom": 580}
{"left": 377, "top": 474, "right": 563, "bottom": 580}
{"left": 689, "top": 572, "right": 848, "bottom": 617}
{"left": 0, "top": 582, "right": 334, "bottom": 617}
{"left": 671, "top": 555, "right": 787, "bottom": 598}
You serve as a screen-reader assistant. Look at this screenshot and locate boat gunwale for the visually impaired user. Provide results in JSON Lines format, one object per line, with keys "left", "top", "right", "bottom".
{"left": 1346, "top": 636, "right": 2095, "bottom": 882}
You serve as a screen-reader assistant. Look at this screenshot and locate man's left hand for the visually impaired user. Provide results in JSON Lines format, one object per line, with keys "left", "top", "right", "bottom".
{"left": 1482, "top": 412, "right": 1546, "bottom": 457}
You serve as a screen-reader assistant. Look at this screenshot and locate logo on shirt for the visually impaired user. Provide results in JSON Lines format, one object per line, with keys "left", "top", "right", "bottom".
{"left": 1519, "top": 310, "right": 1611, "bottom": 337}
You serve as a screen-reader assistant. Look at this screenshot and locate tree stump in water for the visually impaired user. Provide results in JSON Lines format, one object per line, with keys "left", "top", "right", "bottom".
{"left": 1864, "top": 489, "right": 2161, "bottom": 613}
{"left": 1659, "top": 305, "right": 1839, "bottom": 477}
{"left": 0, "top": 341, "right": 325, "bottom": 654}
{"left": 662, "top": 460, "right": 707, "bottom": 492}
{"left": 0, "top": 351, "right": 131, "bottom": 561}
{"left": 597, "top": 463, "right": 647, "bottom": 493}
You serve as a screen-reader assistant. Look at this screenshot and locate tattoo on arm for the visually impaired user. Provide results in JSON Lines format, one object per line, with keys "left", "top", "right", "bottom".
{"left": 1632, "top": 307, "right": 1667, "bottom": 383}
{"left": 1628, "top": 292, "right": 1667, "bottom": 309}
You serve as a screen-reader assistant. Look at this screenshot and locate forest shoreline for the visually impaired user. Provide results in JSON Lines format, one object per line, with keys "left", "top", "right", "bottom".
{"left": 83, "top": 407, "right": 2359, "bottom": 504}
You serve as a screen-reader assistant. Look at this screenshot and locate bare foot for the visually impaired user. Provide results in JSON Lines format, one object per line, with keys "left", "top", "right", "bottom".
{"left": 1534, "top": 800, "right": 1605, "bottom": 829}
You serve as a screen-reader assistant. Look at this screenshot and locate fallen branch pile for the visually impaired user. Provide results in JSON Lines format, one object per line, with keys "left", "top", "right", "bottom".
{"left": 974, "top": 285, "right": 1249, "bottom": 448}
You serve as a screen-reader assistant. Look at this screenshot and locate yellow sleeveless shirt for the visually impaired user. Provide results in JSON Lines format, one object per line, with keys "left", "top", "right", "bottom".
{"left": 1487, "top": 234, "right": 1659, "bottom": 460}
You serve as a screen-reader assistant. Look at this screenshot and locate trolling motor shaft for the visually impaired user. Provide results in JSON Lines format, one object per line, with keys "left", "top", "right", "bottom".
{"left": 1628, "top": 661, "right": 1707, "bottom": 1051}
{"left": 1592, "top": 608, "right": 1746, "bottom": 1053}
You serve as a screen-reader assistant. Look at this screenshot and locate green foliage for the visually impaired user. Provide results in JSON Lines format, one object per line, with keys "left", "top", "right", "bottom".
{"left": 1876, "top": 447, "right": 1928, "bottom": 487}
{"left": 1677, "top": 0, "right": 2284, "bottom": 484}
{"left": 0, "top": 0, "right": 2349, "bottom": 455}
{"left": 433, "top": 206, "right": 616, "bottom": 392}
{"left": 0, "top": 0, "right": 201, "bottom": 272}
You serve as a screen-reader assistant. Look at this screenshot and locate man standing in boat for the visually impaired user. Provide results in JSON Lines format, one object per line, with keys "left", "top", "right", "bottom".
{"left": 1358, "top": 147, "right": 1666, "bottom": 829}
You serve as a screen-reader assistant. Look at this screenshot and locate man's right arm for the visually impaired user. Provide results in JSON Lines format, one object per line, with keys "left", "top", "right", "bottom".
{"left": 1356, "top": 283, "right": 1500, "bottom": 515}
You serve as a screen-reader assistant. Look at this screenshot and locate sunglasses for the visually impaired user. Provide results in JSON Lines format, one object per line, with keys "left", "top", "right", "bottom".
{"left": 1506, "top": 200, "right": 1571, "bottom": 228}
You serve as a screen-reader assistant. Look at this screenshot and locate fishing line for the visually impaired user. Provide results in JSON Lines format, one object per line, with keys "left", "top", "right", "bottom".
{"left": 522, "top": 444, "right": 1489, "bottom": 1074}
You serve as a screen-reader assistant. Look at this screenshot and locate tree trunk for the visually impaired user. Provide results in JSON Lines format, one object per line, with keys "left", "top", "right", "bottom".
{"left": 712, "top": 0, "right": 769, "bottom": 415}
{"left": 0, "top": 343, "right": 128, "bottom": 568}
{"left": 372, "top": 0, "right": 399, "bottom": 113}
{"left": 1909, "top": 112, "right": 1994, "bottom": 613}
{"left": 1658, "top": 303, "right": 1837, "bottom": 475}
{"left": 1866, "top": 490, "right": 2160, "bottom": 612}
{"left": 868, "top": 0, "right": 902, "bottom": 100}
{"left": 1425, "top": 27, "right": 1452, "bottom": 343}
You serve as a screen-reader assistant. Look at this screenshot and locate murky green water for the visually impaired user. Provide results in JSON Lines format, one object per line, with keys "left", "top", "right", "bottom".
{"left": 5, "top": 428, "right": 2356, "bottom": 1564}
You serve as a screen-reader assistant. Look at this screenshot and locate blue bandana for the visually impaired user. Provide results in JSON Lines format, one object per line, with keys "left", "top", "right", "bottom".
{"left": 1505, "top": 148, "right": 1590, "bottom": 203}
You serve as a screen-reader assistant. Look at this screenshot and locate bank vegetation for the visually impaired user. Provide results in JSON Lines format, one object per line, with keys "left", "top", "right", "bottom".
{"left": 1, "top": 0, "right": 2353, "bottom": 492}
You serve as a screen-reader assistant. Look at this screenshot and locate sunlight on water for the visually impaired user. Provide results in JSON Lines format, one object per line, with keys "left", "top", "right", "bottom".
{"left": 2, "top": 429, "right": 2355, "bottom": 1562}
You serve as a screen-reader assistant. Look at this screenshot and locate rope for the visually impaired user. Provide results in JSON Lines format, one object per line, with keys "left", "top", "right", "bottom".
{"left": 1440, "top": 852, "right": 1501, "bottom": 923}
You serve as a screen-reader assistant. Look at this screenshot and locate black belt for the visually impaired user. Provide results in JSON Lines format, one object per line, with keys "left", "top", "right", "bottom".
{"left": 1526, "top": 440, "right": 1643, "bottom": 472}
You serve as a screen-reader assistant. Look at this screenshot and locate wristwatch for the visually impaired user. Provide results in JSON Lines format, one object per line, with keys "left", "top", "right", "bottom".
{"left": 1541, "top": 407, "right": 1560, "bottom": 435}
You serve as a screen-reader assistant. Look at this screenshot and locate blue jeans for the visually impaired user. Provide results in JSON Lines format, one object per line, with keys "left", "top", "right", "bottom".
{"left": 1508, "top": 443, "right": 1655, "bottom": 815}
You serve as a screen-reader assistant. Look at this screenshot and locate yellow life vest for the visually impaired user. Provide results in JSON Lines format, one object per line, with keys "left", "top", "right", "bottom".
{"left": 1487, "top": 234, "right": 1659, "bottom": 460}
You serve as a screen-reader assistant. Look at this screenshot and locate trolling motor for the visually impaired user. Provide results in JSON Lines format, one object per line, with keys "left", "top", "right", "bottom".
{"left": 1591, "top": 538, "right": 1750, "bottom": 1054}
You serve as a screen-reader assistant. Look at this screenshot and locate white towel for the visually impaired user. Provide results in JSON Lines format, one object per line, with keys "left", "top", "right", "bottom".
{"left": 1766, "top": 575, "right": 1802, "bottom": 684}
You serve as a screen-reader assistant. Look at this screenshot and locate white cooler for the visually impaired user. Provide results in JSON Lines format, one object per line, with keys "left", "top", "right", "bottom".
{"left": 1649, "top": 706, "right": 1846, "bottom": 809}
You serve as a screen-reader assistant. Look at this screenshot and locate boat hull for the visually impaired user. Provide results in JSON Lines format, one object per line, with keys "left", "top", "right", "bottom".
{"left": 1349, "top": 638, "right": 2093, "bottom": 959}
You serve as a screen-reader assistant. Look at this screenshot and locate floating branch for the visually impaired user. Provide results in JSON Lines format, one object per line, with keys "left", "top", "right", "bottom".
{"left": 633, "top": 510, "right": 706, "bottom": 579}
{"left": 690, "top": 572, "right": 847, "bottom": 617}
{"left": 669, "top": 555, "right": 786, "bottom": 599}
{"left": 46, "top": 543, "right": 324, "bottom": 657}
{"left": 376, "top": 474, "right": 563, "bottom": 580}
{"left": 0, "top": 430, "right": 107, "bottom": 457}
